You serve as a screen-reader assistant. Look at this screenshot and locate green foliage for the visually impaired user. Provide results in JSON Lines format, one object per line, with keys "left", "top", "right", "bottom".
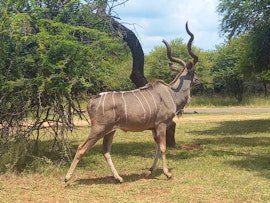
{"left": 105, "top": 55, "right": 135, "bottom": 90}
{"left": 212, "top": 34, "right": 270, "bottom": 99}
{"left": 218, "top": 0, "right": 270, "bottom": 38}
{"left": 218, "top": 0, "right": 270, "bottom": 83}
{"left": 0, "top": 0, "right": 129, "bottom": 170}
{"left": 193, "top": 50, "right": 215, "bottom": 94}
{"left": 0, "top": 139, "right": 32, "bottom": 172}
{"left": 0, "top": 137, "right": 69, "bottom": 173}
{"left": 212, "top": 39, "right": 244, "bottom": 102}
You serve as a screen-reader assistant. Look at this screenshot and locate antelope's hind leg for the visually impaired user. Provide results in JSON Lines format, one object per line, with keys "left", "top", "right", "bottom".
{"left": 64, "top": 131, "right": 100, "bottom": 186}
{"left": 102, "top": 131, "right": 123, "bottom": 183}
{"left": 147, "top": 129, "right": 161, "bottom": 176}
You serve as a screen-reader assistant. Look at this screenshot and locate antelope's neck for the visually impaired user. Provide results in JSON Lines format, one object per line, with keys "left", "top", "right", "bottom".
{"left": 170, "top": 70, "right": 191, "bottom": 113}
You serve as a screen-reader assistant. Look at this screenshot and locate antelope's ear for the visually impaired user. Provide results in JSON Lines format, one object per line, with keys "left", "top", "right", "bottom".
{"left": 186, "top": 61, "right": 194, "bottom": 70}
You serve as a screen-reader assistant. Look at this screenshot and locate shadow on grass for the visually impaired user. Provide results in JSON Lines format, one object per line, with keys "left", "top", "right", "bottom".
{"left": 200, "top": 148, "right": 270, "bottom": 179}
{"left": 75, "top": 169, "right": 165, "bottom": 185}
{"left": 190, "top": 119, "right": 270, "bottom": 136}
{"left": 226, "top": 155, "right": 270, "bottom": 179}
{"left": 188, "top": 119, "right": 270, "bottom": 179}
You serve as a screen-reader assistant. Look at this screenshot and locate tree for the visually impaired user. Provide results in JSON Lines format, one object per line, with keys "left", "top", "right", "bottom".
{"left": 212, "top": 39, "right": 244, "bottom": 102}
{"left": 0, "top": 0, "right": 129, "bottom": 171}
{"left": 218, "top": 0, "right": 270, "bottom": 89}
{"left": 110, "top": 18, "right": 148, "bottom": 87}
{"left": 218, "top": 0, "right": 270, "bottom": 38}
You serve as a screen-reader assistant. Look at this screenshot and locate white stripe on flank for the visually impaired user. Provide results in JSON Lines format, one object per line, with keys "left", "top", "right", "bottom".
{"left": 96, "top": 94, "right": 103, "bottom": 110}
{"left": 122, "top": 92, "right": 128, "bottom": 123}
{"left": 139, "top": 91, "right": 151, "bottom": 117}
{"left": 132, "top": 91, "right": 146, "bottom": 119}
{"left": 102, "top": 92, "right": 107, "bottom": 115}
{"left": 147, "top": 90, "right": 158, "bottom": 113}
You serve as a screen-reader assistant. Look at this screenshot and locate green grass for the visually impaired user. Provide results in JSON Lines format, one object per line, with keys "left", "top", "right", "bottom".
{"left": 189, "top": 95, "right": 270, "bottom": 107}
{"left": 0, "top": 112, "right": 270, "bottom": 202}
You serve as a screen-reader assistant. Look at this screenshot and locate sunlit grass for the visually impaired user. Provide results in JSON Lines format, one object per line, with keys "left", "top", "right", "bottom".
{"left": 189, "top": 95, "right": 270, "bottom": 107}
{"left": 1, "top": 112, "right": 270, "bottom": 202}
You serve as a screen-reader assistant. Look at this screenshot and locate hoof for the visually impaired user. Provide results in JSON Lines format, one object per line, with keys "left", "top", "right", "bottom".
{"left": 167, "top": 175, "right": 173, "bottom": 180}
{"left": 117, "top": 177, "right": 124, "bottom": 183}
{"left": 64, "top": 182, "right": 70, "bottom": 187}
{"left": 145, "top": 170, "right": 153, "bottom": 177}
{"left": 64, "top": 178, "right": 70, "bottom": 187}
{"left": 164, "top": 172, "right": 172, "bottom": 179}
{"left": 114, "top": 175, "right": 123, "bottom": 183}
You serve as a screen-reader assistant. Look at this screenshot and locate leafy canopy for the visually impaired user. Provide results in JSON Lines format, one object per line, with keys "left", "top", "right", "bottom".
{"left": 218, "top": 0, "right": 270, "bottom": 75}
{"left": 0, "top": 0, "right": 128, "bottom": 166}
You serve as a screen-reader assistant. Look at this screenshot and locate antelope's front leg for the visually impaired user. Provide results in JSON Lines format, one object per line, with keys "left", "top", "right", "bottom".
{"left": 148, "top": 144, "right": 160, "bottom": 175}
{"left": 102, "top": 131, "right": 123, "bottom": 183}
{"left": 157, "top": 123, "right": 172, "bottom": 179}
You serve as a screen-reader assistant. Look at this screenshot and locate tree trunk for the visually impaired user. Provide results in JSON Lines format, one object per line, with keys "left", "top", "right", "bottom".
{"left": 166, "top": 122, "right": 176, "bottom": 148}
{"left": 111, "top": 18, "right": 147, "bottom": 87}
{"left": 111, "top": 18, "right": 176, "bottom": 148}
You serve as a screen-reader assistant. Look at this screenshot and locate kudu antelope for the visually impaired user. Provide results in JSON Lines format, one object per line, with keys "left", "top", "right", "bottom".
{"left": 64, "top": 22, "right": 198, "bottom": 186}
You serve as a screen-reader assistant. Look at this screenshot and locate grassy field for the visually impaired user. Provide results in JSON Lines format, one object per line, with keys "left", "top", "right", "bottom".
{"left": 189, "top": 95, "right": 270, "bottom": 107}
{"left": 0, "top": 112, "right": 270, "bottom": 202}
